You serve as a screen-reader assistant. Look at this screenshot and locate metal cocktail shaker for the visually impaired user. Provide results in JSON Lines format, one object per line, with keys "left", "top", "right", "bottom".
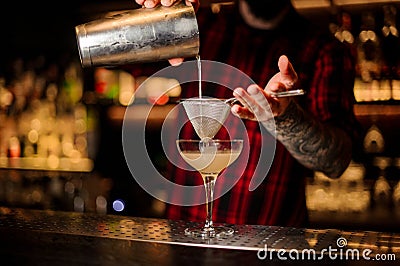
{"left": 75, "top": 2, "right": 199, "bottom": 68}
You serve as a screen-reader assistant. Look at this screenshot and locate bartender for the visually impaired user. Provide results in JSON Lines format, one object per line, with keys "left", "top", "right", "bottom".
{"left": 132, "top": 0, "right": 363, "bottom": 227}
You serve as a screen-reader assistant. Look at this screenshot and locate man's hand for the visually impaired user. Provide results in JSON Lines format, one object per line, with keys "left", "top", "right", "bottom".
{"left": 231, "top": 55, "right": 298, "bottom": 122}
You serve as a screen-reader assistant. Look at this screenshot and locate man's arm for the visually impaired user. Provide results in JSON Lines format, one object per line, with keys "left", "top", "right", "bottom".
{"left": 231, "top": 55, "right": 353, "bottom": 178}
{"left": 268, "top": 100, "right": 352, "bottom": 178}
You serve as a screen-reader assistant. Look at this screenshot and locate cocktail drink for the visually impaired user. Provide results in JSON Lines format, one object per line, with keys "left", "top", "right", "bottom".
{"left": 176, "top": 139, "right": 243, "bottom": 238}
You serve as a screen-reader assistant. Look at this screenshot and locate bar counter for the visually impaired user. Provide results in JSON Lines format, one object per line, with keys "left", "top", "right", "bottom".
{"left": 0, "top": 207, "right": 399, "bottom": 265}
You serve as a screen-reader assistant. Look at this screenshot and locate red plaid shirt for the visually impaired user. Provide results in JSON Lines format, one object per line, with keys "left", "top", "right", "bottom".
{"left": 129, "top": 5, "right": 360, "bottom": 227}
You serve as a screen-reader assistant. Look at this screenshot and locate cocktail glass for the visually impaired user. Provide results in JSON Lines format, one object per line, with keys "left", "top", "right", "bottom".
{"left": 176, "top": 139, "right": 243, "bottom": 238}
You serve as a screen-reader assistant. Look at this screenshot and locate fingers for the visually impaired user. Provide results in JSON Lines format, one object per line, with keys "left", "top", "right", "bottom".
{"left": 231, "top": 86, "right": 256, "bottom": 120}
{"left": 231, "top": 104, "right": 255, "bottom": 120}
{"left": 232, "top": 87, "right": 254, "bottom": 112}
{"left": 247, "top": 84, "right": 269, "bottom": 105}
{"left": 137, "top": 0, "right": 198, "bottom": 8}
{"left": 161, "top": 0, "right": 175, "bottom": 6}
{"left": 168, "top": 58, "right": 184, "bottom": 66}
{"left": 135, "top": 0, "right": 172, "bottom": 8}
{"left": 143, "top": 0, "right": 158, "bottom": 8}
{"left": 135, "top": 0, "right": 146, "bottom": 5}
{"left": 278, "top": 55, "right": 298, "bottom": 88}
{"left": 231, "top": 85, "right": 273, "bottom": 121}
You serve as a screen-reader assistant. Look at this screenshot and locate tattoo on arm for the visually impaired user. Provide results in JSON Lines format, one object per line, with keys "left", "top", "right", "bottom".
{"left": 263, "top": 100, "right": 352, "bottom": 178}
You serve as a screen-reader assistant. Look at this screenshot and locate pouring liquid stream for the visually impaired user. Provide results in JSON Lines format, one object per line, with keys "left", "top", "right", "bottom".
{"left": 196, "top": 55, "right": 205, "bottom": 139}
{"left": 196, "top": 55, "right": 202, "bottom": 98}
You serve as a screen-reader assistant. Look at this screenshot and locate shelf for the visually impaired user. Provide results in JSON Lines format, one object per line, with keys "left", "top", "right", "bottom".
{"left": 354, "top": 103, "right": 400, "bottom": 116}
{"left": 107, "top": 104, "right": 177, "bottom": 128}
{"left": 0, "top": 157, "right": 94, "bottom": 172}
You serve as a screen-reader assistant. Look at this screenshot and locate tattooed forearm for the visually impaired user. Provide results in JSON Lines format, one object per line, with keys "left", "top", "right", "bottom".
{"left": 263, "top": 100, "right": 352, "bottom": 178}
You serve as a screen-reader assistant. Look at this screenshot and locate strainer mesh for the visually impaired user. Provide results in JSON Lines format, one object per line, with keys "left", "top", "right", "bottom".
{"left": 182, "top": 98, "right": 231, "bottom": 139}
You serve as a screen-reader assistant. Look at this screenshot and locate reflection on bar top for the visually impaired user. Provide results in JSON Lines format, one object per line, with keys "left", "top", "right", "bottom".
{"left": 0, "top": 207, "right": 399, "bottom": 257}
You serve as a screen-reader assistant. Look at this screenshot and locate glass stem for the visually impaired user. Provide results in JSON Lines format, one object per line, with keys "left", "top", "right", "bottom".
{"left": 202, "top": 175, "right": 217, "bottom": 230}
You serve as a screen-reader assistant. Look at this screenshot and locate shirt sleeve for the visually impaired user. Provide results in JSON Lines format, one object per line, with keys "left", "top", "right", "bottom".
{"left": 301, "top": 37, "right": 364, "bottom": 157}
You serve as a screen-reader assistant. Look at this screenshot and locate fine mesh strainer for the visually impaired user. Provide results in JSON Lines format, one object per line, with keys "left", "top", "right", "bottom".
{"left": 181, "top": 97, "right": 231, "bottom": 139}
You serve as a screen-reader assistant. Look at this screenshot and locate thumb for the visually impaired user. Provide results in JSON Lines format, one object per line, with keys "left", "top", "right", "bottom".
{"left": 278, "top": 55, "right": 297, "bottom": 88}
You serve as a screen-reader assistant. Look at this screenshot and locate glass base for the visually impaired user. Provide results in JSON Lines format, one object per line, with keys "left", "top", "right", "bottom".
{"left": 184, "top": 225, "right": 234, "bottom": 239}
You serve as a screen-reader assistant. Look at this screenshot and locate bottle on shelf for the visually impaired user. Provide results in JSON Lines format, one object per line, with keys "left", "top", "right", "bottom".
{"left": 381, "top": 5, "right": 400, "bottom": 101}
{"left": 327, "top": 10, "right": 360, "bottom": 102}
{"left": 372, "top": 157, "right": 392, "bottom": 208}
{"left": 355, "top": 11, "right": 383, "bottom": 102}
{"left": 393, "top": 158, "right": 400, "bottom": 212}
{"left": 332, "top": 11, "right": 356, "bottom": 47}
{"left": 363, "top": 124, "right": 385, "bottom": 154}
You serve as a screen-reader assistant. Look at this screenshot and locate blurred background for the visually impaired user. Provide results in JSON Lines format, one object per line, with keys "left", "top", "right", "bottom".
{"left": 1, "top": 0, "right": 400, "bottom": 233}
